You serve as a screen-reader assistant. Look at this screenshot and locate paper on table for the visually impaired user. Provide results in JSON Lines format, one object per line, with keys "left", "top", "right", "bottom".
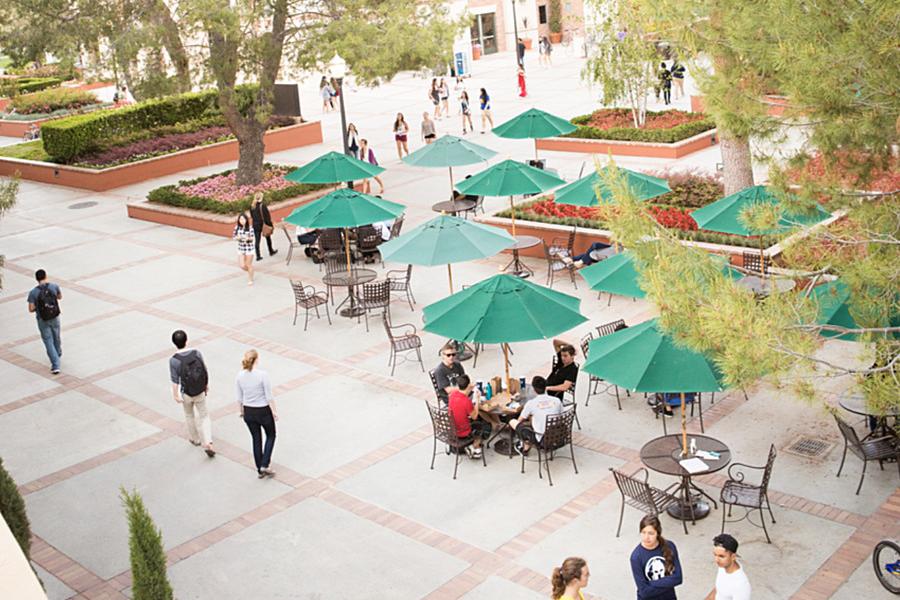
{"left": 679, "top": 457, "right": 710, "bottom": 474}
{"left": 695, "top": 450, "right": 720, "bottom": 461}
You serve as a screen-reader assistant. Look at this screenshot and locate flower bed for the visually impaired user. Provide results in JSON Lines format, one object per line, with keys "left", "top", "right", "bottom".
{"left": 7, "top": 88, "right": 98, "bottom": 115}
{"left": 788, "top": 152, "right": 900, "bottom": 196}
{"left": 147, "top": 164, "right": 330, "bottom": 214}
{"left": 565, "top": 108, "right": 715, "bottom": 143}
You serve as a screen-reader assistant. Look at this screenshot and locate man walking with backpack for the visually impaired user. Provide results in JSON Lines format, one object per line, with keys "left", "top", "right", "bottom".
{"left": 170, "top": 330, "right": 215, "bottom": 457}
{"left": 27, "top": 269, "right": 63, "bottom": 375}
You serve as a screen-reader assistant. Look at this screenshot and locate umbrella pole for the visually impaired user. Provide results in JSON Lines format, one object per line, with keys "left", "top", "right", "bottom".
{"left": 447, "top": 264, "right": 454, "bottom": 294}
{"left": 534, "top": 141, "right": 539, "bottom": 161}
{"left": 449, "top": 166, "right": 454, "bottom": 199}
{"left": 503, "top": 343, "right": 511, "bottom": 395}
{"left": 509, "top": 196, "right": 516, "bottom": 236}
{"left": 681, "top": 392, "right": 687, "bottom": 456}
{"left": 344, "top": 227, "right": 352, "bottom": 274}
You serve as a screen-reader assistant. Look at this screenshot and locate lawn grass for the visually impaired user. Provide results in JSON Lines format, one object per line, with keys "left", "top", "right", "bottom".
{"left": 0, "top": 140, "right": 52, "bottom": 162}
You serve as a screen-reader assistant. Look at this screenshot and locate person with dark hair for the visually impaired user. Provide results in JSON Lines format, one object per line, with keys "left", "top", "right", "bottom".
{"left": 233, "top": 212, "right": 255, "bottom": 285}
{"left": 551, "top": 556, "right": 590, "bottom": 599}
{"left": 26, "top": 269, "right": 62, "bottom": 374}
{"left": 478, "top": 88, "right": 493, "bottom": 133}
{"left": 706, "top": 533, "right": 751, "bottom": 600}
{"left": 671, "top": 61, "right": 686, "bottom": 100}
{"left": 447, "top": 374, "right": 492, "bottom": 459}
{"left": 546, "top": 339, "right": 578, "bottom": 399}
{"left": 459, "top": 90, "right": 474, "bottom": 135}
{"left": 658, "top": 61, "right": 673, "bottom": 105}
{"left": 428, "top": 78, "right": 441, "bottom": 119}
{"left": 169, "top": 330, "right": 215, "bottom": 457}
{"left": 393, "top": 113, "right": 410, "bottom": 158}
{"left": 516, "top": 37, "right": 526, "bottom": 69}
{"left": 510, "top": 375, "right": 563, "bottom": 455}
{"left": 630, "top": 514, "right": 683, "bottom": 599}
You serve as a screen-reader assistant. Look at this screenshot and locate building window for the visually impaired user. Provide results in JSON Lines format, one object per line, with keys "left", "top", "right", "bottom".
{"left": 538, "top": 5, "right": 547, "bottom": 24}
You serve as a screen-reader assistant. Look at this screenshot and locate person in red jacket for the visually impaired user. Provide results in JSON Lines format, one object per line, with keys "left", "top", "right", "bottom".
{"left": 517, "top": 67, "right": 528, "bottom": 98}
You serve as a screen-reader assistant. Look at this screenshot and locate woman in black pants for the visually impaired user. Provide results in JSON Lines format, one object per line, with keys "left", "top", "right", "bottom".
{"left": 235, "top": 349, "right": 278, "bottom": 478}
{"left": 250, "top": 192, "right": 278, "bottom": 261}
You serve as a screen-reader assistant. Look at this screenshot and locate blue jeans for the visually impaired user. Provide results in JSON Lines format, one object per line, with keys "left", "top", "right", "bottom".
{"left": 243, "top": 405, "right": 276, "bottom": 472}
{"left": 573, "top": 242, "right": 612, "bottom": 266}
{"left": 37, "top": 317, "right": 61, "bottom": 370}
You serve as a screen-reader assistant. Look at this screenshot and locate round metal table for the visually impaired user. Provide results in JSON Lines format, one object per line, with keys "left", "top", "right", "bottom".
{"left": 431, "top": 199, "right": 476, "bottom": 217}
{"left": 736, "top": 275, "right": 796, "bottom": 296}
{"left": 503, "top": 235, "right": 541, "bottom": 278}
{"left": 322, "top": 268, "right": 377, "bottom": 318}
{"left": 640, "top": 434, "right": 731, "bottom": 521}
{"left": 840, "top": 392, "right": 899, "bottom": 440}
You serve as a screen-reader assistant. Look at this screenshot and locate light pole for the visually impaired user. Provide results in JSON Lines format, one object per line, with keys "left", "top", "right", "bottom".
{"left": 329, "top": 53, "right": 353, "bottom": 189}
{"left": 511, "top": 1, "right": 520, "bottom": 66}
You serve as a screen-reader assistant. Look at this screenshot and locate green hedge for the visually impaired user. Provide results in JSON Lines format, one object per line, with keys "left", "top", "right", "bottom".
{"left": 147, "top": 165, "right": 330, "bottom": 215}
{"left": 2, "top": 77, "right": 62, "bottom": 95}
{"left": 565, "top": 112, "right": 716, "bottom": 143}
{"left": 41, "top": 85, "right": 258, "bottom": 161}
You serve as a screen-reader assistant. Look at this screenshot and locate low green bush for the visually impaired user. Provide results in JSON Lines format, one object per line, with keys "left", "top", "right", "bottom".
{"left": 0, "top": 77, "right": 62, "bottom": 96}
{"left": 9, "top": 88, "right": 97, "bottom": 115}
{"left": 41, "top": 85, "right": 258, "bottom": 162}
{"left": 563, "top": 118, "right": 716, "bottom": 143}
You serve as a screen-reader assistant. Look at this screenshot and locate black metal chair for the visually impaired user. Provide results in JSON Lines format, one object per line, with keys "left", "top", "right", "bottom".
{"left": 428, "top": 369, "right": 445, "bottom": 405}
{"left": 721, "top": 444, "right": 778, "bottom": 543}
{"left": 280, "top": 224, "right": 302, "bottom": 266}
{"left": 834, "top": 413, "right": 900, "bottom": 495}
{"left": 356, "top": 225, "right": 382, "bottom": 266}
{"left": 548, "top": 227, "right": 576, "bottom": 261}
{"left": 522, "top": 409, "right": 578, "bottom": 486}
{"left": 596, "top": 319, "right": 627, "bottom": 338}
{"left": 550, "top": 353, "right": 581, "bottom": 430}
{"left": 610, "top": 467, "right": 685, "bottom": 536}
{"left": 543, "top": 241, "right": 578, "bottom": 289}
{"left": 317, "top": 228, "right": 344, "bottom": 266}
{"left": 386, "top": 264, "right": 415, "bottom": 311}
{"left": 357, "top": 280, "right": 391, "bottom": 332}
{"left": 383, "top": 314, "right": 423, "bottom": 376}
{"left": 388, "top": 215, "right": 404, "bottom": 239}
{"left": 590, "top": 319, "right": 629, "bottom": 409}
{"left": 742, "top": 251, "right": 768, "bottom": 275}
{"left": 425, "top": 401, "right": 486, "bottom": 479}
{"left": 289, "top": 280, "right": 331, "bottom": 330}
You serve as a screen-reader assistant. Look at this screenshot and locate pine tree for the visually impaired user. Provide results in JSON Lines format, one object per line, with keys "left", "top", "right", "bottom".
{"left": 0, "top": 457, "right": 31, "bottom": 561}
{"left": 120, "top": 487, "right": 173, "bottom": 600}
{"left": 0, "top": 177, "right": 18, "bottom": 291}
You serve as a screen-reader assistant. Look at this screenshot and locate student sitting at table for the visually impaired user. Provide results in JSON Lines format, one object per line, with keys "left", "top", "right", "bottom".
{"left": 546, "top": 340, "right": 578, "bottom": 400}
{"left": 434, "top": 342, "right": 465, "bottom": 404}
{"left": 448, "top": 374, "right": 492, "bottom": 459}
{"left": 510, "top": 376, "right": 563, "bottom": 455}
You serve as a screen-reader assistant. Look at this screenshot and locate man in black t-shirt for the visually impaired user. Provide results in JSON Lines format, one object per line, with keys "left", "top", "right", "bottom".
{"left": 546, "top": 340, "right": 578, "bottom": 400}
{"left": 433, "top": 342, "right": 465, "bottom": 404}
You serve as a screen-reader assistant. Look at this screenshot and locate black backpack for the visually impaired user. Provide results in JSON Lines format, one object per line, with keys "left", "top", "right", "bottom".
{"left": 175, "top": 351, "right": 208, "bottom": 397}
{"left": 36, "top": 284, "right": 61, "bottom": 321}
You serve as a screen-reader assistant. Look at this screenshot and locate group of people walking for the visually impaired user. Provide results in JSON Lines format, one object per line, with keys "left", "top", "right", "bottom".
{"left": 552, "top": 519, "right": 751, "bottom": 599}
{"left": 170, "top": 330, "right": 279, "bottom": 479}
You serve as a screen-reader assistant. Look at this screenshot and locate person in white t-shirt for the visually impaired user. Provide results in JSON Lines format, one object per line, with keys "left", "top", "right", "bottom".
{"left": 705, "top": 533, "right": 751, "bottom": 600}
{"left": 509, "top": 376, "right": 563, "bottom": 455}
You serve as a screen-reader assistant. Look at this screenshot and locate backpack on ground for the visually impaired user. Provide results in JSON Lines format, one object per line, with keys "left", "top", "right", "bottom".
{"left": 175, "top": 351, "right": 208, "bottom": 397}
{"left": 36, "top": 284, "right": 60, "bottom": 321}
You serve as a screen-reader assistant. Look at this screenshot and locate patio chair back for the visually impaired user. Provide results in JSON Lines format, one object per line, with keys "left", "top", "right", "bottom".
{"left": 428, "top": 369, "right": 443, "bottom": 403}
{"left": 742, "top": 252, "right": 768, "bottom": 275}
{"left": 541, "top": 410, "right": 576, "bottom": 453}
{"left": 389, "top": 216, "right": 405, "bottom": 239}
{"left": 579, "top": 332, "right": 593, "bottom": 358}
{"left": 759, "top": 443, "right": 778, "bottom": 494}
{"left": 324, "top": 255, "right": 346, "bottom": 275}
{"left": 834, "top": 413, "right": 866, "bottom": 460}
{"left": 426, "top": 401, "right": 463, "bottom": 446}
{"left": 596, "top": 319, "right": 627, "bottom": 338}
{"left": 610, "top": 467, "right": 682, "bottom": 536}
{"left": 362, "top": 280, "right": 390, "bottom": 309}
{"left": 280, "top": 224, "right": 301, "bottom": 265}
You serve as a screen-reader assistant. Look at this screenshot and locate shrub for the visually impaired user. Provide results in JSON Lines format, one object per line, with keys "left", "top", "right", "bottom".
{"left": 147, "top": 164, "right": 329, "bottom": 214}
{"left": 0, "top": 457, "right": 31, "bottom": 561}
{"left": 651, "top": 170, "right": 724, "bottom": 208}
{"left": 41, "top": 85, "right": 261, "bottom": 161}
{"left": 0, "top": 77, "right": 62, "bottom": 96}
{"left": 566, "top": 109, "right": 715, "bottom": 143}
{"left": 9, "top": 88, "right": 98, "bottom": 115}
{"left": 6, "top": 63, "right": 77, "bottom": 81}
{"left": 121, "top": 488, "right": 173, "bottom": 600}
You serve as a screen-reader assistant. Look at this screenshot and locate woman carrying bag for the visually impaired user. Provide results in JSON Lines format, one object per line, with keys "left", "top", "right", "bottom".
{"left": 250, "top": 192, "right": 278, "bottom": 261}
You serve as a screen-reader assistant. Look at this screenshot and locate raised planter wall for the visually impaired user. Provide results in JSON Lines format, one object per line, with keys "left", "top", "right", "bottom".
{"left": 0, "top": 121, "right": 323, "bottom": 191}
{"left": 127, "top": 186, "right": 336, "bottom": 237}
{"left": 0, "top": 117, "right": 48, "bottom": 137}
{"left": 535, "top": 128, "right": 718, "bottom": 159}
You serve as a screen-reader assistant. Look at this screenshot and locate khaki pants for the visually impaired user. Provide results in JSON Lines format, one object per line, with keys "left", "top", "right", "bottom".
{"left": 181, "top": 392, "right": 212, "bottom": 446}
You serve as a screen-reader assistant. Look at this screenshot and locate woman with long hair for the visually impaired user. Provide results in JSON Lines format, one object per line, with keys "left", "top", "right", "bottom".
{"left": 551, "top": 557, "right": 590, "bottom": 600}
{"left": 460, "top": 90, "right": 474, "bottom": 135}
{"left": 393, "top": 113, "right": 409, "bottom": 159}
{"left": 249, "top": 192, "right": 277, "bottom": 261}
{"left": 439, "top": 77, "right": 450, "bottom": 118}
{"left": 236, "top": 349, "right": 278, "bottom": 478}
{"left": 346, "top": 123, "right": 360, "bottom": 158}
{"left": 358, "top": 139, "right": 384, "bottom": 195}
{"left": 629, "top": 514, "right": 683, "bottom": 599}
{"left": 478, "top": 88, "right": 493, "bottom": 133}
{"left": 233, "top": 212, "right": 255, "bottom": 285}
{"left": 428, "top": 78, "right": 441, "bottom": 119}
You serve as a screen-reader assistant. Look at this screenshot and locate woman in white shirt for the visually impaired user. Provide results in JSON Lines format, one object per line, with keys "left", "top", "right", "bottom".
{"left": 235, "top": 349, "right": 278, "bottom": 478}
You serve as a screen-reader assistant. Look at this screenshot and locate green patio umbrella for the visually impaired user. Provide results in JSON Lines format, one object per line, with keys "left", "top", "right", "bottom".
{"left": 455, "top": 159, "right": 566, "bottom": 236}
{"left": 284, "top": 150, "right": 385, "bottom": 184}
{"left": 584, "top": 318, "right": 726, "bottom": 453}
{"left": 284, "top": 188, "right": 405, "bottom": 272}
{"left": 580, "top": 251, "right": 742, "bottom": 302}
{"left": 423, "top": 273, "right": 587, "bottom": 388}
{"left": 491, "top": 108, "right": 577, "bottom": 159}
{"left": 401, "top": 135, "right": 497, "bottom": 197}
{"left": 554, "top": 168, "right": 670, "bottom": 207}
{"left": 691, "top": 185, "right": 831, "bottom": 236}
{"left": 378, "top": 214, "right": 515, "bottom": 292}
{"left": 808, "top": 280, "right": 900, "bottom": 341}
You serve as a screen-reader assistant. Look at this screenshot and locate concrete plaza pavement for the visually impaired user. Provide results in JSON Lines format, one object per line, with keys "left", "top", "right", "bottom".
{"left": 1, "top": 50, "right": 898, "bottom": 599}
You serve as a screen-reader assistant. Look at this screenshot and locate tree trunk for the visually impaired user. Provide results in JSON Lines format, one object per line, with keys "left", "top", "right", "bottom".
{"left": 719, "top": 129, "right": 754, "bottom": 195}
{"left": 148, "top": 0, "right": 191, "bottom": 93}
{"left": 234, "top": 124, "right": 267, "bottom": 186}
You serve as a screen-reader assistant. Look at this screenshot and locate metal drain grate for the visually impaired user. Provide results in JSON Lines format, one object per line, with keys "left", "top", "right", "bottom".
{"left": 784, "top": 435, "right": 834, "bottom": 460}
{"left": 69, "top": 201, "right": 98, "bottom": 209}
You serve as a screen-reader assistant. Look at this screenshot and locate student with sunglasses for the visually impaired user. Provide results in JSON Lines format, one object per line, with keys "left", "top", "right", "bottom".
{"left": 433, "top": 341, "right": 466, "bottom": 404}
